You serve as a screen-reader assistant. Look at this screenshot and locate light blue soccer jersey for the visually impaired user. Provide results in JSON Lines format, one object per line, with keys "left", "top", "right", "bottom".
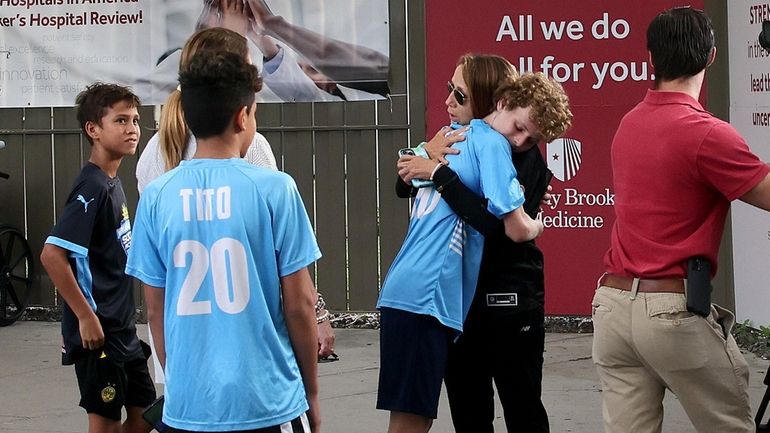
{"left": 377, "top": 119, "right": 525, "bottom": 331}
{"left": 126, "top": 158, "right": 321, "bottom": 431}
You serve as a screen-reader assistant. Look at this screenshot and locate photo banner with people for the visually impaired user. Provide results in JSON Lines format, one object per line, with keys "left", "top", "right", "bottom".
{"left": 728, "top": 0, "right": 770, "bottom": 325}
{"left": 425, "top": 0, "right": 703, "bottom": 315}
{"left": 0, "top": 0, "right": 390, "bottom": 107}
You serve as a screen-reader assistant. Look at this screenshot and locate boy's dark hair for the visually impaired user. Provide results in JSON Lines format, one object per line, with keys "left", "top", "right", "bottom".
{"left": 647, "top": 7, "right": 714, "bottom": 83}
{"left": 179, "top": 51, "right": 263, "bottom": 139}
{"left": 75, "top": 83, "right": 140, "bottom": 146}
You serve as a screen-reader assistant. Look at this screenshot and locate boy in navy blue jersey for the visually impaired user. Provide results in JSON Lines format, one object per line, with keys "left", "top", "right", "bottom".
{"left": 40, "top": 83, "right": 155, "bottom": 433}
{"left": 126, "top": 51, "right": 321, "bottom": 432}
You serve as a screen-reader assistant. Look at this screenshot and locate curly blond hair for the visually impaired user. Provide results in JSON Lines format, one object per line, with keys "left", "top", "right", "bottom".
{"left": 494, "top": 72, "right": 573, "bottom": 143}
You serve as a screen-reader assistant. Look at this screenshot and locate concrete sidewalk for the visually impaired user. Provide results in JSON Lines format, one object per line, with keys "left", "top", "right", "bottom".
{"left": 1, "top": 321, "right": 768, "bottom": 433}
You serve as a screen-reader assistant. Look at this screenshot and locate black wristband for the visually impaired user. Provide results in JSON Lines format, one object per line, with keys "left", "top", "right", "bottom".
{"left": 432, "top": 165, "right": 458, "bottom": 192}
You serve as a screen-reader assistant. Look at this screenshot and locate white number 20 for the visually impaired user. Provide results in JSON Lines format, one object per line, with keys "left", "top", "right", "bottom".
{"left": 174, "top": 238, "right": 250, "bottom": 316}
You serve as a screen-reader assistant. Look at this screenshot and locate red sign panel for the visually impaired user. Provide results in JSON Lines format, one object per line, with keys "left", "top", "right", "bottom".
{"left": 425, "top": 0, "right": 703, "bottom": 315}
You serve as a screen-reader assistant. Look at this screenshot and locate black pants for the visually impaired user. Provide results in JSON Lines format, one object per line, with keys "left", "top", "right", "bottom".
{"left": 444, "top": 311, "right": 549, "bottom": 433}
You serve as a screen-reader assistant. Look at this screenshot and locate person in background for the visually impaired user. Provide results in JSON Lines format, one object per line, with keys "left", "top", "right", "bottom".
{"left": 218, "top": 0, "right": 382, "bottom": 101}
{"left": 40, "top": 83, "right": 156, "bottom": 433}
{"left": 135, "top": 29, "right": 335, "bottom": 381}
{"left": 136, "top": 27, "right": 277, "bottom": 194}
{"left": 376, "top": 67, "right": 567, "bottom": 432}
{"left": 593, "top": 6, "right": 770, "bottom": 432}
{"left": 127, "top": 50, "right": 321, "bottom": 432}
{"left": 245, "top": 0, "right": 389, "bottom": 96}
{"left": 396, "top": 55, "right": 572, "bottom": 433}
{"left": 139, "top": 0, "right": 386, "bottom": 103}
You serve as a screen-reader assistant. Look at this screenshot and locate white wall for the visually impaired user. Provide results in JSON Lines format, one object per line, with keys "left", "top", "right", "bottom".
{"left": 728, "top": 0, "right": 770, "bottom": 326}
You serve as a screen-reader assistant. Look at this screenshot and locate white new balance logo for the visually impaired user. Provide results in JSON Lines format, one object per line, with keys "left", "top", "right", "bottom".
{"left": 76, "top": 194, "right": 95, "bottom": 212}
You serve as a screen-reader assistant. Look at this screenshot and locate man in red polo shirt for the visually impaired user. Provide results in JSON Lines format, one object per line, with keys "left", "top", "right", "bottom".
{"left": 592, "top": 6, "right": 770, "bottom": 433}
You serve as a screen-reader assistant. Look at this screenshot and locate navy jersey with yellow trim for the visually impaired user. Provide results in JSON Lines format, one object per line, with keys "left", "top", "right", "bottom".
{"left": 46, "top": 162, "right": 142, "bottom": 365}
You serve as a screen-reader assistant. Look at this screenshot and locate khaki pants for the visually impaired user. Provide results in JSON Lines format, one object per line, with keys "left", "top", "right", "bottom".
{"left": 591, "top": 284, "right": 754, "bottom": 433}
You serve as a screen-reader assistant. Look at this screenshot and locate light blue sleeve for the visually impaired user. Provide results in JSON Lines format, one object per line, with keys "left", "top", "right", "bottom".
{"left": 125, "top": 190, "right": 167, "bottom": 287}
{"left": 268, "top": 174, "right": 322, "bottom": 277}
{"left": 262, "top": 46, "right": 285, "bottom": 75}
{"left": 475, "top": 130, "right": 525, "bottom": 218}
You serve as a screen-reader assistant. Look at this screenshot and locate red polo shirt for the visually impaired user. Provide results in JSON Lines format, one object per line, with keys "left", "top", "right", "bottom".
{"left": 605, "top": 89, "right": 769, "bottom": 278}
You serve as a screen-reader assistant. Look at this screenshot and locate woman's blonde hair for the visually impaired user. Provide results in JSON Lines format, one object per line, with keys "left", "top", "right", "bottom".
{"left": 159, "top": 28, "right": 249, "bottom": 170}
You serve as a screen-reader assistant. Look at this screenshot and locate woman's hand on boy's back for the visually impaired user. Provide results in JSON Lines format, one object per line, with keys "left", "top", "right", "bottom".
{"left": 424, "top": 126, "right": 468, "bottom": 164}
{"left": 397, "top": 155, "right": 438, "bottom": 183}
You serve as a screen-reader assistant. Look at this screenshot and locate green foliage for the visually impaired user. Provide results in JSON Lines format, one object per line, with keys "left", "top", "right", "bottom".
{"left": 733, "top": 320, "right": 770, "bottom": 359}
{"left": 760, "top": 325, "right": 770, "bottom": 338}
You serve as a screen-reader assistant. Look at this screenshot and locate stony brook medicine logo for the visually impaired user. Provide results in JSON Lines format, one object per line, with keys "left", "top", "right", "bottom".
{"left": 541, "top": 136, "right": 614, "bottom": 230}
{"left": 546, "top": 137, "right": 582, "bottom": 182}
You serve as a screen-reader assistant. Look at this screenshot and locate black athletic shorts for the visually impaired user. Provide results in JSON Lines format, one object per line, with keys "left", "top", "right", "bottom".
{"left": 74, "top": 350, "right": 156, "bottom": 420}
{"left": 376, "top": 307, "right": 455, "bottom": 419}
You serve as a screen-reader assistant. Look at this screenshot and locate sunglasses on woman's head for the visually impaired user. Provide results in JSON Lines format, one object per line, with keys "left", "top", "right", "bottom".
{"left": 447, "top": 81, "right": 467, "bottom": 106}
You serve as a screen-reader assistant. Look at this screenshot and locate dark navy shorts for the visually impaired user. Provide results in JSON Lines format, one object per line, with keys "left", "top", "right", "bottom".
{"left": 74, "top": 350, "right": 156, "bottom": 421}
{"left": 376, "top": 307, "right": 455, "bottom": 419}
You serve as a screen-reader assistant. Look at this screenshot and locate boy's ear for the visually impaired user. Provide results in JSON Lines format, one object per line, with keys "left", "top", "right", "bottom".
{"left": 84, "top": 120, "right": 100, "bottom": 141}
{"left": 234, "top": 106, "right": 248, "bottom": 132}
{"left": 706, "top": 46, "right": 717, "bottom": 67}
{"left": 496, "top": 99, "right": 505, "bottom": 111}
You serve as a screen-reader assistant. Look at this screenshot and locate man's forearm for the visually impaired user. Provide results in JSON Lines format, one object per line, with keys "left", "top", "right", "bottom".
{"left": 263, "top": 13, "right": 389, "bottom": 92}
{"left": 740, "top": 170, "right": 770, "bottom": 211}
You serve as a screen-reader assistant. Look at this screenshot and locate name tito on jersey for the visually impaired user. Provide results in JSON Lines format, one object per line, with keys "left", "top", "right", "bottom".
{"left": 180, "top": 187, "right": 231, "bottom": 222}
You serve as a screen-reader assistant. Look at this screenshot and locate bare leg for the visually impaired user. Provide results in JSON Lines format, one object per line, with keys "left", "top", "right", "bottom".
{"left": 88, "top": 413, "right": 121, "bottom": 433}
{"left": 122, "top": 406, "right": 153, "bottom": 433}
{"left": 387, "top": 411, "right": 433, "bottom": 433}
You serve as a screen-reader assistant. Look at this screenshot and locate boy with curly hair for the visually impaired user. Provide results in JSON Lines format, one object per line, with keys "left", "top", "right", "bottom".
{"left": 379, "top": 71, "right": 572, "bottom": 433}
